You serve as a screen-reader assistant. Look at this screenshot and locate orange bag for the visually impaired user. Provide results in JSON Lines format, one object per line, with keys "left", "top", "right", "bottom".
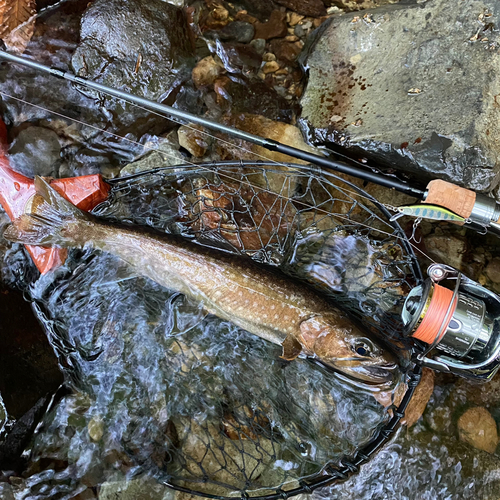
{"left": 0, "top": 119, "right": 110, "bottom": 274}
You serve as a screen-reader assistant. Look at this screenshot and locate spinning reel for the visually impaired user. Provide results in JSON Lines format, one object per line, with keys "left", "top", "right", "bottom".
{"left": 403, "top": 263, "right": 500, "bottom": 380}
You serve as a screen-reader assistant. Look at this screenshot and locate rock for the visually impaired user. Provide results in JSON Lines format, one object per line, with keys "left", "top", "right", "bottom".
{"left": 269, "top": 38, "right": 303, "bottom": 62}
{"left": 288, "top": 12, "right": 304, "bottom": 26}
{"left": 424, "top": 233, "right": 467, "bottom": 270}
{"left": 323, "top": 0, "right": 399, "bottom": 12}
{"left": 8, "top": 126, "right": 61, "bottom": 178}
{"left": 300, "top": 0, "right": 500, "bottom": 191}
{"left": 274, "top": 0, "right": 326, "bottom": 17}
{"left": 120, "top": 134, "right": 186, "bottom": 176}
{"left": 71, "top": 0, "right": 195, "bottom": 130}
{"left": 178, "top": 125, "right": 211, "bottom": 158}
{"left": 486, "top": 257, "right": 500, "bottom": 284}
{"left": 458, "top": 407, "right": 499, "bottom": 454}
{"left": 192, "top": 56, "right": 224, "bottom": 88}
{"left": 263, "top": 61, "right": 281, "bottom": 74}
{"left": 238, "top": 0, "right": 279, "bottom": 20}
{"left": 202, "top": 4, "right": 230, "bottom": 30}
{"left": 219, "top": 21, "right": 255, "bottom": 43}
{"left": 402, "top": 368, "right": 435, "bottom": 428}
{"left": 212, "top": 76, "right": 299, "bottom": 122}
{"left": 99, "top": 475, "right": 175, "bottom": 500}
{"left": 217, "top": 113, "right": 320, "bottom": 165}
{"left": 254, "top": 10, "right": 288, "bottom": 40}
{"left": 250, "top": 38, "right": 266, "bottom": 54}
{"left": 88, "top": 415, "right": 104, "bottom": 442}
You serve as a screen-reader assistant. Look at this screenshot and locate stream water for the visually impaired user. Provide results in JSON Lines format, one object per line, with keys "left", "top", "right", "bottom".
{"left": 2, "top": 1, "right": 500, "bottom": 500}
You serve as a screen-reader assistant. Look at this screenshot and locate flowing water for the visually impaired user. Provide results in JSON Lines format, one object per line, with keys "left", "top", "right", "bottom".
{"left": 1, "top": 1, "right": 500, "bottom": 500}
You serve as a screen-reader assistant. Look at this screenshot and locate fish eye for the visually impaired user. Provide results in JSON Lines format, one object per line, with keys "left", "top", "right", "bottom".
{"left": 353, "top": 341, "right": 373, "bottom": 357}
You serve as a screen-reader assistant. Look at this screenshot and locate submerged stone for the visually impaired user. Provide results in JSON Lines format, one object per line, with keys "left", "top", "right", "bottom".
{"left": 71, "top": 0, "right": 195, "bottom": 131}
{"left": 300, "top": 0, "right": 500, "bottom": 192}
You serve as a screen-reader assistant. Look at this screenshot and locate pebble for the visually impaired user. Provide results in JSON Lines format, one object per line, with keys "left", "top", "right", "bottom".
{"left": 88, "top": 415, "right": 105, "bottom": 442}
{"left": 294, "top": 24, "right": 306, "bottom": 38}
{"left": 263, "top": 52, "right": 277, "bottom": 62}
{"left": 458, "top": 406, "right": 499, "bottom": 454}
{"left": 191, "top": 55, "right": 223, "bottom": 88}
{"left": 253, "top": 10, "right": 288, "bottom": 40}
{"left": 249, "top": 38, "right": 266, "bottom": 54}
{"left": 270, "top": 38, "right": 302, "bottom": 62}
{"left": 288, "top": 12, "right": 304, "bottom": 26}
{"left": 219, "top": 21, "right": 255, "bottom": 43}
{"left": 262, "top": 61, "right": 280, "bottom": 74}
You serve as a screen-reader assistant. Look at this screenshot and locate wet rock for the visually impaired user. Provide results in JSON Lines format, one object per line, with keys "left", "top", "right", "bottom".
{"left": 425, "top": 233, "right": 467, "bottom": 270}
{"left": 71, "top": 0, "right": 195, "bottom": 131}
{"left": 402, "top": 368, "right": 434, "bottom": 428}
{"left": 263, "top": 61, "right": 281, "bottom": 74}
{"left": 238, "top": 0, "right": 279, "bottom": 20}
{"left": 458, "top": 406, "right": 499, "bottom": 454}
{"left": 120, "top": 134, "right": 186, "bottom": 176}
{"left": 300, "top": 0, "right": 500, "bottom": 191}
{"left": 178, "top": 125, "right": 211, "bottom": 158}
{"left": 192, "top": 56, "right": 224, "bottom": 88}
{"left": 486, "top": 257, "right": 500, "bottom": 284}
{"left": 219, "top": 21, "right": 255, "bottom": 43}
{"left": 254, "top": 10, "right": 288, "bottom": 40}
{"left": 213, "top": 76, "right": 299, "bottom": 122}
{"left": 99, "top": 475, "right": 175, "bottom": 500}
{"left": 215, "top": 43, "right": 263, "bottom": 72}
{"left": 203, "top": 4, "right": 230, "bottom": 30}
{"left": 270, "top": 39, "right": 303, "bottom": 63}
{"left": 274, "top": 0, "right": 326, "bottom": 17}
{"left": 88, "top": 415, "right": 104, "bottom": 442}
{"left": 250, "top": 38, "right": 266, "bottom": 55}
{"left": 8, "top": 126, "right": 61, "bottom": 178}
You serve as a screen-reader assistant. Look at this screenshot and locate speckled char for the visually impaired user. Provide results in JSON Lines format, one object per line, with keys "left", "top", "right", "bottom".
{"left": 300, "top": 0, "right": 500, "bottom": 192}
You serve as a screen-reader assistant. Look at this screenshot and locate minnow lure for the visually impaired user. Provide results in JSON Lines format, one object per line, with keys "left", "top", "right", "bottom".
{"left": 389, "top": 204, "right": 465, "bottom": 223}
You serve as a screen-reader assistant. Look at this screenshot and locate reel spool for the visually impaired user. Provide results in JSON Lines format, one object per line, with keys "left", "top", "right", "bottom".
{"left": 402, "top": 263, "right": 500, "bottom": 380}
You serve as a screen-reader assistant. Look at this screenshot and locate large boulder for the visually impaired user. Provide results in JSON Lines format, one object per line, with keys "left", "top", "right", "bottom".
{"left": 300, "top": 0, "right": 500, "bottom": 192}
{"left": 72, "top": 0, "right": 196, "bottom": 131}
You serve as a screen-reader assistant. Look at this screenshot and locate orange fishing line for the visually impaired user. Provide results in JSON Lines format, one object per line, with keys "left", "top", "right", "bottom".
{"left": 412, "top": 284, "right": 458, "bottom": 344}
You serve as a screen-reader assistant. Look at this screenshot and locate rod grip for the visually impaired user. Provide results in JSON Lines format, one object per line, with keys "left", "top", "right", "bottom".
{"left": 424, "top": 179, "right": 476, "bottom": 218}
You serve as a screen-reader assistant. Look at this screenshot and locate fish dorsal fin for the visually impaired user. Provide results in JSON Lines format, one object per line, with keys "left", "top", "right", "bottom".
{"left": 280, "top": 334, "right": 302, "bottom": 361}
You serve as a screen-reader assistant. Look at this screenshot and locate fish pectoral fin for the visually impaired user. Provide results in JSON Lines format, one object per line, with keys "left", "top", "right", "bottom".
{"left": 280, "top": 334, "right": 302, "bottom": 361}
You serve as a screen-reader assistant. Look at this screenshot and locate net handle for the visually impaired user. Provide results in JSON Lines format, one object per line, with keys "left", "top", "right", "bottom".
{"left": 159, "top": 364, "right": 423, "bottom": 500}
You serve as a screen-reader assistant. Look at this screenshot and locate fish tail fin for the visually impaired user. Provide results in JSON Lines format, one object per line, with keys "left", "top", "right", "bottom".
{"left": 3, "top": 176, "right": 91, "bottom": 248}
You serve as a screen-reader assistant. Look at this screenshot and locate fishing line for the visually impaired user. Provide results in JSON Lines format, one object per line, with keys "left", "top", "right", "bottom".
{"left": 0, "top": 89, "right": 437, "bottom": 263}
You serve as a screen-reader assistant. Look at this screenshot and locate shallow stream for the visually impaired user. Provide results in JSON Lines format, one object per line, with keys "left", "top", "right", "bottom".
{"left": 2, "top": 1, "right": 500, "bottom": 500}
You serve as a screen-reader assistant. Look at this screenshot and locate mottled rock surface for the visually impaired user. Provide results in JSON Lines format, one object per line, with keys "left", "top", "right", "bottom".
{"left": 300, "top": 0, "right": 500, "bottom": 191}
{"left": 458, "top": 406, "right": 499, "bottom": 454}
{"left": 72, "top": 0, "right": 195, "bottom": 130}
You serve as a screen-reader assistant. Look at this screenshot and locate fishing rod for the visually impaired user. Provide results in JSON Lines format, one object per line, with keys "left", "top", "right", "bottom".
{"left": 4, "top": 48, "right": 500, "bottom": 238}
{"left": 2, "top": 47, "right": 500, "bottom": 382}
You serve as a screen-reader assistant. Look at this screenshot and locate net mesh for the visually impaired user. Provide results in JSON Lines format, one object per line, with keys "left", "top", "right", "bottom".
{"left": 23, "top": 162, "right": 421, "bottom": 499}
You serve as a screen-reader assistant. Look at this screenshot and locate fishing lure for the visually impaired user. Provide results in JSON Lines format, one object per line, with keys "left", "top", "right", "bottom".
{"left": 388, "top": 204, "right": 465, "bottom": 223}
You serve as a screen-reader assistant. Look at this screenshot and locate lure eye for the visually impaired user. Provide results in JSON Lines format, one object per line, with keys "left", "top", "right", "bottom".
{"left": 353, "top": 341, "right": 373, "bottom": 357}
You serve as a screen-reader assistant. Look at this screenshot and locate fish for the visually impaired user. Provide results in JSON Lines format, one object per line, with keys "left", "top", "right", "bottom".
{"left": 4, "top": 176, "right": 398, "bottom": 386}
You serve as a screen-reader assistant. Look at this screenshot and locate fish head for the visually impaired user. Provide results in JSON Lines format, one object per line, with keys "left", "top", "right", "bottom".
{"left": 299, "top": 315, "right": 398, "bottom": 387}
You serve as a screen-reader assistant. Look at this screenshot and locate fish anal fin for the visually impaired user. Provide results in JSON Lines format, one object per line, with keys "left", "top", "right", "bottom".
{"left": 280, "top": 334, "right": 302, "bottom": 361}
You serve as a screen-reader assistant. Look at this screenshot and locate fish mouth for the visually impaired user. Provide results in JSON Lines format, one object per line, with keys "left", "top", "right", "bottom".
{"left": 331, "top": 361, "right": 399, "bottom": 387}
